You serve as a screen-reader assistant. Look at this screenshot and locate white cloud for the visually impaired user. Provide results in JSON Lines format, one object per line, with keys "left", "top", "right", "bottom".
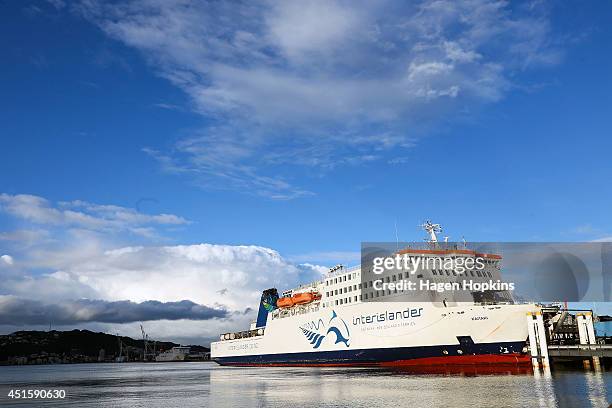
{"left": 0, "top": 194, "right": 328, "bottom": 342}
{"left": 0, "top": 193, "right": 188, "bottom": 237}
{"left": 265, "top": 0, "right": 363, "bottom": 62}
{"left": 71, "top": 0, "right": 562, "bottom": 198}
{"left": 0, "top": 229, "right": 50, "bottom": 245}
{"left": 1, "top": 255, "right": 13, "bottom": 265}
{"left": 1, "top": 243, "right": 326, "bottom": 341}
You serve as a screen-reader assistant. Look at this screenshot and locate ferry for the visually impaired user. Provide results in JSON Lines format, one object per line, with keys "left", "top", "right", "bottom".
{"left": 211, "top": 222, "right": 537, "bottom": 367}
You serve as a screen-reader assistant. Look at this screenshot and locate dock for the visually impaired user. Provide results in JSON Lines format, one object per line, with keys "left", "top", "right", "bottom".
{"left": 547, "top": 344, "right": 612, "bottom": 358}
{"left": 527, "top": 307, "right": 612, "bottom": 370}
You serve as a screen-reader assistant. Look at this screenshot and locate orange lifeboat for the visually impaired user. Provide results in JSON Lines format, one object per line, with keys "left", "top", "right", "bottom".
{"left": 276, "top": 297, "right": 294, "bottom": 308}
{"left": 292, "top": 292, "right": 321, "bottom": 305}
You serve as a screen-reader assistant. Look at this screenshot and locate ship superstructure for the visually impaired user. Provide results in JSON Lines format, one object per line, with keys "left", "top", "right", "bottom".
{"left": 211, "top": 222, "right": 536, "bottom": 366}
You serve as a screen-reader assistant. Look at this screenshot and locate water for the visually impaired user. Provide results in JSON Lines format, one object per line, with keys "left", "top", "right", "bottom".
{"left": 0, "top": 362, "right": 609, "bottom": 407}
{"left": 596, "top": 322, "right": 612, "bottom": 337}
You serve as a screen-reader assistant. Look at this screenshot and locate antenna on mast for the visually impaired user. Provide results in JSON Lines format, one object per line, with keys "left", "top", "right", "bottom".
{"left": 394, "top": 219, "right": 399, "bottom": 250}
{"left": 140, "top": 324, "right": 149, "bottom": 361}
{"left": 421, "top": 220, "right": 442, "bottom": 244}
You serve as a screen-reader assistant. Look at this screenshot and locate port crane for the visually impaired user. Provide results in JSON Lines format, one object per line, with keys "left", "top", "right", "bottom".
{"left": 140, "top": 324, "right": 157, "bottom": 361}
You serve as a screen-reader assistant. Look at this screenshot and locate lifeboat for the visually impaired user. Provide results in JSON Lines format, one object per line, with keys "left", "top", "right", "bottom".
{"left": 292, "top": 292, "right": 321, "bottom": 305}
{"left": 276, "top": 292, "right": 321, "bottom": 308}
{"left": 276, "top": 297, "right": 294, "bottom": 308}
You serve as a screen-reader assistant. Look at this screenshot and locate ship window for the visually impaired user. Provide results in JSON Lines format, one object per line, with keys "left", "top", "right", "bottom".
{"left": 470, "top": 270, "right": 475, "bottom": 277}
{"left": 359, "top": 295, "right": 362, "bottom": 300}
{"left": 432, "top": 270, "right": 437, "bottom": 275}
{"left": 335, "top": 300, "right": 338, "bottom": 305}
{"left": 364, "top": 293, "right": 368, "bottom": 300}
{"left": 354, "top": 296, "right": 357, "bottom": 301}
{"left": 477, "top": 271, "right": 482, "bottom": 277}
{"left": 392, "top": 275, "right": 396, "bottom": 282}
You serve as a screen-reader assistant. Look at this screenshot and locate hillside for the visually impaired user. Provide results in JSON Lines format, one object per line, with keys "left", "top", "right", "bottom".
{"left": 0, "top": 330, "right": 209, "bottom": 365}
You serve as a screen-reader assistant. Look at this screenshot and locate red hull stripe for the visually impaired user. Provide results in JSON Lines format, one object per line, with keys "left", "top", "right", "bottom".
{"left": 220, "top": 353, "right": 531, "bottom": 367}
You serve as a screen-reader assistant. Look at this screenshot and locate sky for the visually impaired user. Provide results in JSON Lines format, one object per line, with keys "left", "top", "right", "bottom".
{"left": 1, "top": 0, "right": 611, "bottom": 345}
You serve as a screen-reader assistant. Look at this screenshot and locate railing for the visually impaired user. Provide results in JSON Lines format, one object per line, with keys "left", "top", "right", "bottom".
{"left": 326, "top": 264, "right": 360, "bottom": 278}
{"left": 270, "top": 303, "right": 321, "bottom": 320}
{"left": 219, "top": 328, "right": 265, "bottom": 341}
{"left": 547, "top": 344, "right": 612, "bottom": 358}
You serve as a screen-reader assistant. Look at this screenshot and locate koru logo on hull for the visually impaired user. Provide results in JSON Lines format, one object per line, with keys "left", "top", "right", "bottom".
{"left": 300, "top": 311, "right": 350, "bottom": 349}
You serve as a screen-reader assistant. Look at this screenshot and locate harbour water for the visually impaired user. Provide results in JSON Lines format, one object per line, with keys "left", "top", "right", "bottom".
{"left": 0, "top": 362, "right": 609, "bottom": 407}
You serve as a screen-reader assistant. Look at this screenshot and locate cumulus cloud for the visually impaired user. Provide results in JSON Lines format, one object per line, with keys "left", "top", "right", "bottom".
{"left": 0, "top": 297, "right": 228, "bottom": 325}
{"left": 70, "top": 0, "right": 562, "bottom": 198}
{"left": 23, "top": 243, "right": 325, "bottom": 309}
{"left": 0, "top": 243, "right": 326, "bottom": 340}
{"left": 0, "top": 192, "right": 329, "bottom": 342}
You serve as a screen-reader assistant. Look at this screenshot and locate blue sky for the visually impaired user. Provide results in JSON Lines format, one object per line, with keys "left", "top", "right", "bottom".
{"left": 1, "top": 0, "right": 611, "bottom": 342}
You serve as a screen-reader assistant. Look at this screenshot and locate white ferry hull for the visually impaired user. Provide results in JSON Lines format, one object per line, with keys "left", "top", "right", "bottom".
{"left": 211, "top": 303, "right": 536, "bottom": 366}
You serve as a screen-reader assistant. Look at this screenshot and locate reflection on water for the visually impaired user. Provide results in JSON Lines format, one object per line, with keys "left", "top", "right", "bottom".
{"left": 0, "top": 362, "right": 609, "bottom": 407}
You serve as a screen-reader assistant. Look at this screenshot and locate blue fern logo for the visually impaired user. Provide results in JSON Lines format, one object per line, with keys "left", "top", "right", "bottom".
{"left": 300, "top": 310, "right": 350, "bottom": 349}
{"left": 300, "top": 327, "right": 326, "bottom": 348}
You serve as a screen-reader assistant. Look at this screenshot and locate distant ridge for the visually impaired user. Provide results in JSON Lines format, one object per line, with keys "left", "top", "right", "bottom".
{"left": 0, "top": 330, "right": 209, "bottom": 365}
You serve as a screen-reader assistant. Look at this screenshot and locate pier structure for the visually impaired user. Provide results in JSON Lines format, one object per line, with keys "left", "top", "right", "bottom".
{"left": 526, "top": 311, "right": 549, "bottom": 368}
{"left": 528, "top": 307, "right": 612, "bottom": 370}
